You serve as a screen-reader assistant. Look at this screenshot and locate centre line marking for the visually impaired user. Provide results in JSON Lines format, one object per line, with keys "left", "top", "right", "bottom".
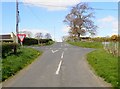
{"left": 56, "top": 60, "right": 62, "bottom": 75}
{"left": 61, "top": 51, "right": 64, "bottom": 59}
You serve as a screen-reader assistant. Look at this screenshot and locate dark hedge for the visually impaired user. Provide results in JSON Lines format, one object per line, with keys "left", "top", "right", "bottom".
{"left": 1, "top": 43, "right": 20, "bottom": 58}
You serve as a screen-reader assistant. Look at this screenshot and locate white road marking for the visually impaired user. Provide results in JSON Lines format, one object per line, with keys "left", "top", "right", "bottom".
{"left": 51, "top": 50, "right": 58, "bottom": 53}
{"left": 55, "top": 60, "right": 62, "bottom": 75}
{"left": 61, "top": 51, "right": 64, "bottom": 59}
{"left": 59, "top": 48, "right": 61, "bottom": 49}
{"left": 50, "top": 48, "right": 52, "bottom": 49}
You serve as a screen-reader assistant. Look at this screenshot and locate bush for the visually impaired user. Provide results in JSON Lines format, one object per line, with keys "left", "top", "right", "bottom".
{"left": 1, "top": 43, "right": 20, "bottom": 58}
{"left": 22, "top": 38, "right": 53, "bottom": 45}
{"left": 22, "top": 38, "right": 38, "bottom": 45}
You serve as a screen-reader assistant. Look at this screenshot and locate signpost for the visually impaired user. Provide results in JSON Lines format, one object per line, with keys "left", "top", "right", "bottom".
{"left": 17, "top": 34, "right": 26, "bottom": 46}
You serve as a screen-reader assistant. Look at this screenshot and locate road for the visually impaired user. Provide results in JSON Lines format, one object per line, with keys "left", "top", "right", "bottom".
{"left": 3, "top": 42, "right": 110, "bottom": 87}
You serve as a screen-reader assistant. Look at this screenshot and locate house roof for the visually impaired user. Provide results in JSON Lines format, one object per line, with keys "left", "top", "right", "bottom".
{"left": 0, "top": 34, "right": 12, "bottom": 39}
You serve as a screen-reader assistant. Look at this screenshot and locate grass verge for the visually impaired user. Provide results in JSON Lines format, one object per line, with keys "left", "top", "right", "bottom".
{"left": 87, "top": 49, "right": 118, "bottom": 88}
{"left": 68, "top": 41, "right": 118, "bottom": 88}
{"left": 68, "top": 41, "right": 103, "bottom": 48}
{"left": 1, "top": 47, "right": 42, "bottom": 82}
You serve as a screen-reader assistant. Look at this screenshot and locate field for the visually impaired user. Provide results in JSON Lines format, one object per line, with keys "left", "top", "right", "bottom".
{"left": 68, "top": 41, "right": 103, "bottom": 48}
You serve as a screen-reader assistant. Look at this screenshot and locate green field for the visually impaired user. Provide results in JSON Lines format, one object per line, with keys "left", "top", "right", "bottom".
{"left": 68, "top": 41, "right": 118, "bottom": 88}
{"left": 68, "top": 41, "right": 103, "bottom": 48}
{"left": 1, "top": 47, "right": 42, "bottom": 82}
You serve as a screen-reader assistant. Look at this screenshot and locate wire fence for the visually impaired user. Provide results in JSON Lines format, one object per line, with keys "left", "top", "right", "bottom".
{"left": 102, "top": 42, "right": 119, "bottom": 56}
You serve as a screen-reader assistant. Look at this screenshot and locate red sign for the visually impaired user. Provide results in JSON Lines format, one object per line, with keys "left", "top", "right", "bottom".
{"left": 17, "top": 34, "right": 26, "bottom": 42}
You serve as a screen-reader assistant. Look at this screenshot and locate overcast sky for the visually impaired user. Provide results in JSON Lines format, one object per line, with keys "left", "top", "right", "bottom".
{"left": 1, "top": 0, "right": 118, "bottom": 41}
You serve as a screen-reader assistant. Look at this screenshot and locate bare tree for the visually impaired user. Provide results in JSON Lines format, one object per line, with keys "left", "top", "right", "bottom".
{"left": 35, "top": 32, "right": 43, "bottom": 44}
{"left": 64, "top": 3, "right": 97, "bottom": 41}
{"left": 19, "top": 31, "right": 32, "bottom": 38}
{"left": 45, "top": 33, "right": 52, "bottom": 39}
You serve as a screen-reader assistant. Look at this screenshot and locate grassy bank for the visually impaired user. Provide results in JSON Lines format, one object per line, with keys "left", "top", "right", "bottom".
{"left": 68, "top": 41, "right": 103, "bottom": 48}
{"left": 2, "top": 47, "right": 42, "bottom": 82}
{"left": 87, "top": 49, "right": 118, "bottom": 87}
{"left": 67, "top": 41, "right": 118, "bottom": 88}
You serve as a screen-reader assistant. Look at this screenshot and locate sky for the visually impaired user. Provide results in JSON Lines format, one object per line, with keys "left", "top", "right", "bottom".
{"left": 1, "top": 0, "right": 119, "bottom": 42}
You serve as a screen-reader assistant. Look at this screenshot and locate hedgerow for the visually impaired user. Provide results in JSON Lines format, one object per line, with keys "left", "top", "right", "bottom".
{"left": 22, "top": 38, "right": 53, "bottom": 45}
{"left": 1, "top": 43, "right": 20, "bottom": 58}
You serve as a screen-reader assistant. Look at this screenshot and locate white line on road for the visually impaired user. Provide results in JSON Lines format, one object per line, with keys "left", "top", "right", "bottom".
{"left": 55, "top": 60, "right": 62, "bottom": 75}
{"left": 52, "top": 50, "right": 58, "bottom": 53}
{"left": 61, "top": 51, "right": 64, "bottom": 59}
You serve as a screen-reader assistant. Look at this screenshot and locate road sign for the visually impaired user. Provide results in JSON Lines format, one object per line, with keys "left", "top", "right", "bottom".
{"left": 17, "top": 34, "right": 26, "bottom": 42}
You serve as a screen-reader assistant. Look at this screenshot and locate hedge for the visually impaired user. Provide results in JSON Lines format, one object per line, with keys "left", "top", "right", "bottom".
{"left": 1, "top": 43, "right": 20, "bottom": 58}
{"left": 1, "top": 38, "right": 52, "bottom": 58}
{"left": 22, "top": 38, "right": 53, "bottom": 45}
{"left": 22, "top": 38, "right": 38, "bottom": 45}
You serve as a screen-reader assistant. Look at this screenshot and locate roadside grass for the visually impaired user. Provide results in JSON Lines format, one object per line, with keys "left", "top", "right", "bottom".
{"left": 68, "top": 41, "right": 118, "bottom": 88}
{"left": 68, "top": 41, "right": 103, "bottom": 48}
{"left": 1, "top": 47, "right": 42, "bottom": 82}
{"left": 87, "top": 49, "right": 118, "bottom": 88}
{"left": 40, "top": 41, "right": 55, "bottom": 46}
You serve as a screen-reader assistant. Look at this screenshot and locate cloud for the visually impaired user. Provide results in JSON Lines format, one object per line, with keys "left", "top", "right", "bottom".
{"left": 81, "top": 0, "right": 118, "bottom": 2}
{"left": 22, "top": 0, "right": 81, "bottom": 11}
{"left": 2, "top": 0, "right": 118, "bottom": 2}
{"left": 97, "top": 16, "right": 118, "bottom": 36}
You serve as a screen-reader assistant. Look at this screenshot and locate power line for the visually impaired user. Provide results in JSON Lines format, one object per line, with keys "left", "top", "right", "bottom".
{"left": 22, "top": 2, "right": 43, "bottom": 24}
{"left": 93, "top": 8, "right": 118, "bottom": 11}
{"left": 22, "top": 1, "right": 118, "bottom": 11}
{"left": 20, "top": 1, "right": 118, "bottom": 27}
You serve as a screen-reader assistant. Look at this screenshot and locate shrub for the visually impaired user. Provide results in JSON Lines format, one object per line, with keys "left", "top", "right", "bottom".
{"left": 110, "top": 35, "right": 118, "bottom": 42}
{"left": 22, "top": 38, "right": 53, "bottom": 45}
{"left": 22, "top": 38, "right": 38, "bottom": 45}
{"left": 1, "top": 43, "right": 20, "bottom": 58}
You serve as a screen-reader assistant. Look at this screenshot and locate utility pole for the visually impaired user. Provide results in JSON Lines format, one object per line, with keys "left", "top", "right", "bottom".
{"left": 16, "top": 0, "right": 19, "bottom": 43}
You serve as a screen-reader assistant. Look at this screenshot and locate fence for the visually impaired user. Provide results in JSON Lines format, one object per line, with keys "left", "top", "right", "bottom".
{"left": 102, "top": 42, "right": 119, "bottom": 56}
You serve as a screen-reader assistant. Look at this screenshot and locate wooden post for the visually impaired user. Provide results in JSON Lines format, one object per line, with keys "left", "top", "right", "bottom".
{"left": 16, "top": 0, "right": 19, "bottom": 44}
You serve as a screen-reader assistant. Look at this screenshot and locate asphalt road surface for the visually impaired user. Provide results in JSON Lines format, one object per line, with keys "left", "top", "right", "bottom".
{"left": 3, "top": 42, "right": 110, "bottom": 87}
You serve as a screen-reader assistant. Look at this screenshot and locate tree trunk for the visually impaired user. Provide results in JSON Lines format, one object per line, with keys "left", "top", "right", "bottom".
{"left": 38, "top": 39, "right": 40, "bottom": 45}
{"left": 13, "top": 44, "right": 17, "bottom": 54}
{"left": 78, "top": 33, "right": 81, "bottom": 41}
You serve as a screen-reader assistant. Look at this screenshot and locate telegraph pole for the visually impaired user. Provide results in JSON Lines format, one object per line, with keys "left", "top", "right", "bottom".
{"left": 16, "top": 0, "right": 19, "bottom": 43}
